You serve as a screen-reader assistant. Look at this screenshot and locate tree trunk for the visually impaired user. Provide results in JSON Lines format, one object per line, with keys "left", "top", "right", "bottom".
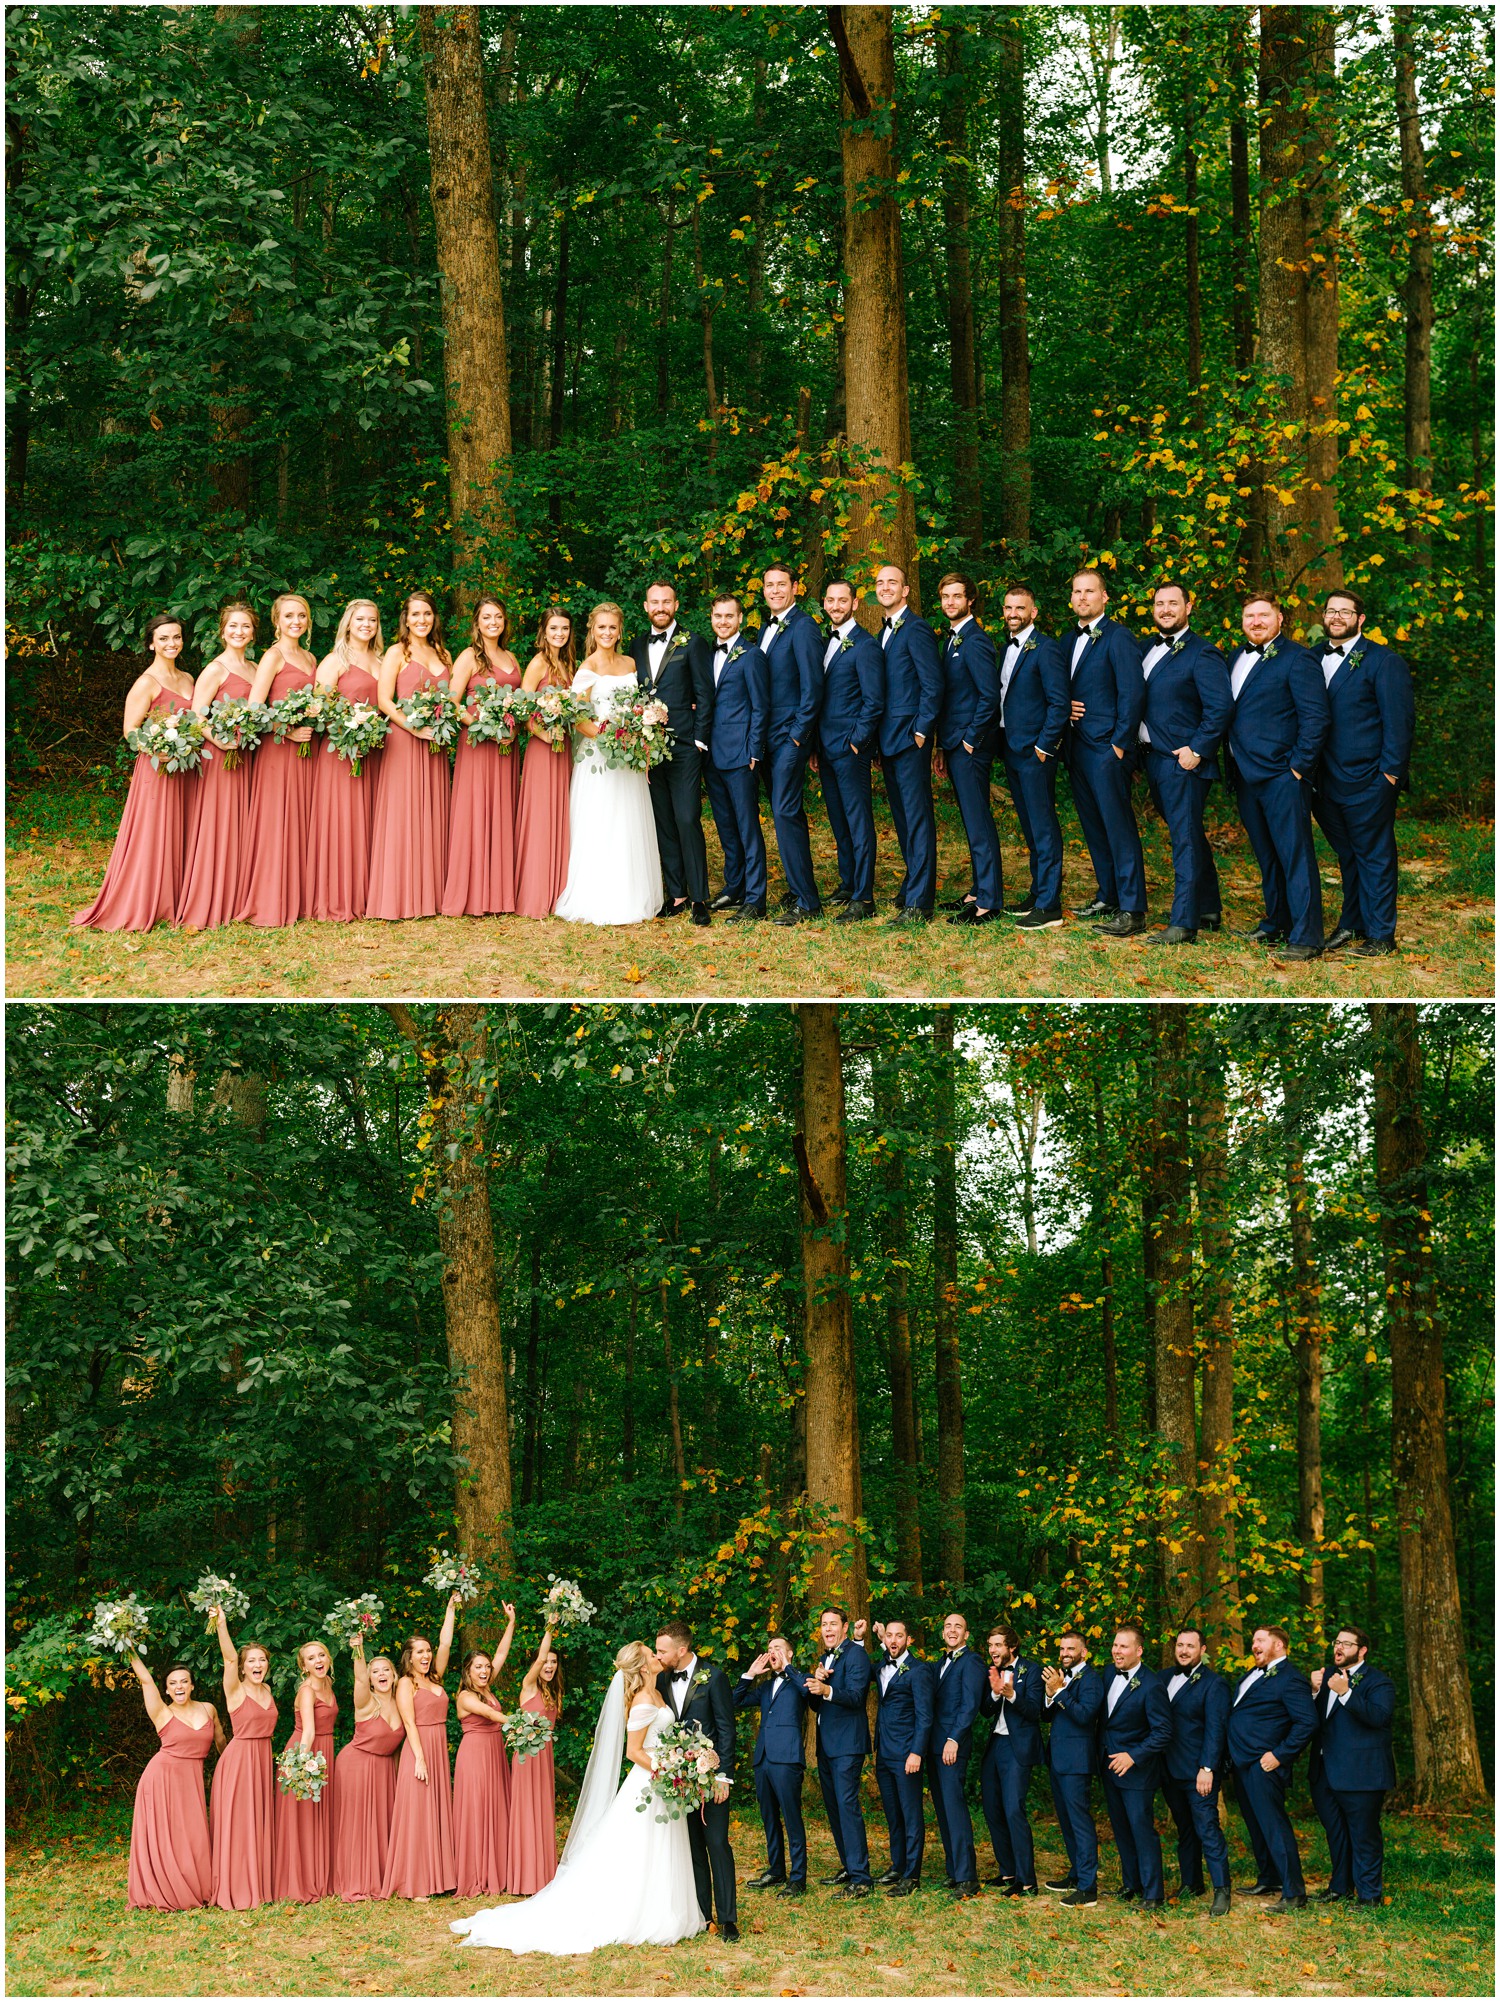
{"left": 692, "top": 198, "right": 719, "bottom": 468}
{"left": 548, "top": 196, "right": 570, "bottom": 455}
{"left": 521, "top": 1236, "right": 541, "bottom": 1505}
{"left": 1192, "top": 1027, "right": 1241, "bottom": 1654}
{"left": 1090, "top": 1075, "right": 1120, "bottom": 1444}
{"left": 747, "top": 55, "right": 768, "bottom": 409}
{"left": 1182, "top": 66, "right": 1203, "bottom": 420}
{"left": 1227, "top": 12, "right": 1255, "bottom": 375}
{"left": 6, "top": 111, "right": 31, "bottom": 512}
{"left": 1369, "top": 1004, "right": 1488, "bottom": 1807}
{"left": 873, "top": 1050, "right": 923, "bottom": 1591}
{"left": 1280, "top": 1046, "right": 1326, "bottom": 1624}
{"left": 1394, "top": 7, "right": 1434, "bottom": 569}
{"left": 662, "top": 1276, "right": 686, "bottom": 1521}
{"left": 994, "top": 7, "right": 1031, "bottom": 547}
{"left": 932, "top": 1007, "right": 965, "bottom": 1584}
{"left": 1085, "top": 7, "right": 1121, "bottom": 197}
{"left": 939, "top": 24, "right": 981, "bottom": 558}
{"left": 655, "top": 195, "right": 678, "bottom": 419}
{"left": 1147, "top": 1006, "right": 1197, "bottom": 1630}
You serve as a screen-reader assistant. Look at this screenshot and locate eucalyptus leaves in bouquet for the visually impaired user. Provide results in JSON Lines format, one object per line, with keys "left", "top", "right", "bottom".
{"left": 84, "top": 1593, "right": 153, "bottom": 1656}
{"left": 542, "top": 1575, "right": 596, "bottom": 1634}
{"left": 324, "top": 1594, "right": 384, "bottom": 1650}
{"left": 424, "top": 1552, "right": 484, "bottom": 1605}
{"left": 501, "top": 1707, "right": 555, "bottom": 1764}
{"left": 205, "top": 695, "right": 272, "bottom": 772}
{"left": 636, "top": 1720, "right": 721, "bottom": 1822}
{"left": 126, "top": 710, "right": 211, "bottom": 774}
{"left": 399, "top": 681, "right": 463, "bottom": 753}
{"left": 321, "top": 692, "right": 389, "bottom": 777}
{"left": 465, "top": 680, "right": 526, "bottom": 752}
{"left": 187, "top": 1572, "right": 249, "bottom": 1634}
{"left": 277, "top": 1742, "right": 329, "bottom": 1801}
{"left": 267, "top": 685, "right": 334, "bottom": 756}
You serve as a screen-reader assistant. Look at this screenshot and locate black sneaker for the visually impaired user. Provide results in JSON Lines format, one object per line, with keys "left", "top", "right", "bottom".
{"left": 820, "top": 1869, "right": 851, "bottom": 1887}
{"left": 1004, "top": 898, "right": 1036, "bottom": 917}
{"left": 775, "top": 1881, "right": 806, "bottom": 1898}
{"left": 1015, "top": 906, "right": 1064, "bottom": 930}
{"left": 1044, "top": 1876, "right": 1077, "bottom": 1893}
{"left": 1060, "top": 1887, "right": 1098, "bottom": 1907}
{"left": 1071, "top": 898, "right": 1115, "bottom": 920}
{"left": 710, "top": 889, "right": 743, "bottom": 912}
{"left": 1353, "top": 937, "right": 1396, "bottom": 957}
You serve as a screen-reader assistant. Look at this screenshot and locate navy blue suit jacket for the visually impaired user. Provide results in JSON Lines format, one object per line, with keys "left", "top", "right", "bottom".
{"left": 754, "top": 604, "right": 823, "bottom": 750}
{"left": 819, "top": 623, "right": 886, "bottom": 755}
{"left": 1066, "top": 616, "right": 1145, "bottom": 754}
{"left": 932, "top": 1646, "right": 988, "bottom": 1750}
{"left": 1045, "top": 1663, "right": 1104, "bottom": 1774}
{"left": 789, "top": 1640, "right": 871, "bottom": 1759}
{"left": 1142, "top": 629, "right": 1233, "bottom": 770}
{"left": 978, "top": 1655, "right": 1045, "bottom": 1767}
{"left": 872, "top": 1653, "right": 934, "bottom": 1765}
{"left": 1225, "top": 637, "right": 1331, "bottom": 786}
{"left": 1100, "top": 1664, "right": 1173, "bottom": 1790}
{"left": 708, "top": 639, "right": 769, "bottom": 772}
{"left": 1164, "top": 1663, "right": 1231, "bottom": 1782}
{"left": 938, "top": 619, "right": 1001, "bottom": 754}
{"left": 1226, "top": 1661, "right": 1319, "bottom": 1768}
{"left": 1000, "top": 631, "right": 1070, "bottom": 759}
{"left": 1317, "top": 638, "right": 1414, "bottom": 795}
{"left": 734, "top": 1666, "right": 809, "bottom": 1768}
{"left": 877, "top": 612, "right": 944, "bottom": 757}
{"left": 630, "top": 626, "right": 714, "bottom": 747}
{"left": 1309, "top": 1662, "right": 1397, "bottom": 1791}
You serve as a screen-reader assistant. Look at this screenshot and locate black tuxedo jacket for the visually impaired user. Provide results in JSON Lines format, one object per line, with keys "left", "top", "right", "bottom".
{"left": 658, "top": 1659, "right": 737, "bottom": 1781}
{"left": 631, "top": 626, "right": 715, "bottom": 752}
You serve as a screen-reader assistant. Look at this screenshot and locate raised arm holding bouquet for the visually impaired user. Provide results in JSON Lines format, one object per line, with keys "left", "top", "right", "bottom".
{"left": 332, "top": 1633, "right": 407, "bottom": 1901}
{"left": 453, "top": 1603, "right": 518, "bottom": 1898}
{"left": 207, "top": 1601, "right": 278, "bottom": 1911}
{"left": 381, "top": 1592, "right": 461, "bottom": 1900}
{"left": 124, "top": 1647, "right": 219, "bottom": 1912}
{"left": 507, "top": 1623, "right": 565, "bottom": 1894}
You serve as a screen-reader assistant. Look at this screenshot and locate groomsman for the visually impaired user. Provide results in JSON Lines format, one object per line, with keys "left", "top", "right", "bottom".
{"left": 701, "top": 595, "right": 770, "bottom": 920}
{"left": 1043, "top": 1629, "right": 1104, "bottom": 1907}
{"left": 1162, "top": 1626, "right": 1233, "bottom": 1915}
{"left": 855, "top": 1616, "right": 933, "bottom": 1895}
{"left": 935, "top": 573, "right": 1004, "bottom": 926}
{"left": 1225, "top": 595, "right": 1331, "bottom": 961}
{"left": 1136, "top": 582, "right": 1233, "bottom": 945}
{"left": 656, "top": 1621, "right": 738, "bottom": 1939}
{"left": 735, "top": 1635, "right": 810, "bottom": 1898}
{"left": 1064, "top": 567, "right": 1147, "bottom": 935}
{"left": 874, "top": 562, "right": 944, "bottom": 923}
{"left": 754, "top": 564, "right": 824, "bottom": 921}
{"left": 813, "top": 578, "right": 886, "bottom": 922}
{"left": 997, "top": 585, "right": 1070, "bottom": 930}
{"left": 788, "top": 1607, "right": 873, "bottom": 1897}
{"left": 979, "top": 1624, "right": 1043, "bottom": 1895}
{"left": 926, "top": 1612, "right": 986, "bottom": 1898}
{"left": 1099, "top": 1623, "right": 1172, "bottom": 1909}
{"left": 630, "top": 581, "right": 714, "bottom": 925}
{"left": 1227, "top": 1623, "right": 1318, "bottom": 1912}
{"left": 1308, "top": 1626, "right": 1396, "bottom": 1906}
{"left": 1312, "top": 590, "right": 1415, "bottom": 958}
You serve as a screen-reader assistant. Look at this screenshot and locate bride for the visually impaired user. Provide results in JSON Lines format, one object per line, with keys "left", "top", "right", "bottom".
{"left": 553, "top": 603, "right": 665, "bottom": 926}
{"left": 450, "top": 1641, "right": 709, "bottom": 1954}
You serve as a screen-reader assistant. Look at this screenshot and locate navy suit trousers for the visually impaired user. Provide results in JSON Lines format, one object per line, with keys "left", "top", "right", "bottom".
{"left": 704, "top": 761, "right": 767, "bottom": 906}
{"left": 945, "top": 746, "right": 1004, "bottom": 910}
{"left": 1070, "top": 743, "right": 1146, "bottom": 913}
{"left": 1161, "top": 1773, "right": 1230, "bottom": 1891}
{"left": 1310, "top": 1768, "right": 1386, "bottom": 1900}
{"left": 926, "top": 1749, "right": 977, "bottom": 1885}
{"left": 1233, "top": 1760, "right": 1306, "bottom": 1897}
{"left": 1234, "top": 770, "right": 1325, "bottom": 948}
{"left": 766, "top": 740, "right": 820, "bottom": 910}
{"left": 1102, "top": 1774, "right": 1165, "bottom": 1901}
{"left": 819, "top": 746, "right": 876, "bottom": 903}
{"left": 1145, "top": 751, "right": 1221, "bottom": 929}
{"left": 1003, "top": 751, "right": 1064, "bottom": 910}
{"left": 875, "top": 1758, "right": 927, "bottom": 1880}
{"left": 818, "top": 1753, "right": 871, "bottom": 1884}
{"left": 753, "top": 1759, "right": 807, "bottom": 1884}
{"left": 1048, "top": 1769, "right": 1099, "bottom": 1891}
{"left": 882, "top": 743, "right": 937, "bottom": 910}
{"left": 1314, "top": 776, "right": 1399, "bottom": 941}
{"left": 979, "top": 1738, "right": 1036, "bottom": 1884}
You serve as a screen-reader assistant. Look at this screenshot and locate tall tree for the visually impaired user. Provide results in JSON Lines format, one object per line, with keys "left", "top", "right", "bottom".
{"left": 1279, "top": 1034, "right": 1327, "bottom": 1625}
{"left": 1394, "top": 6, "right": 1435, "bottom": 570}
{"left": 994, "top": 5, "right": 1031, "bottom": 545}
{"left": 1146, "top": 1005, "right": 1197, "bottom": 1630}
{"left": 1192, "top": 1023, "right": 1241, "bottom": 1654}
{"left": 932, "top": 1006, "right": 965, "bottom": 1583}
{"left": 872, "top": 1043, "right": 923, "bottom": 1591}
{"left": 938, "top": 21, "right": 981, "bottom": 558}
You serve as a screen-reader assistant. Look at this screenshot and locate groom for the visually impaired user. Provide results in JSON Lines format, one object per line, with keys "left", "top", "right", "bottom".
{"left": 630, "top": 581, "right": 715, "bottom": 926}
{"left": 656, "top": 1621, "right": 739, "bottom": 1941}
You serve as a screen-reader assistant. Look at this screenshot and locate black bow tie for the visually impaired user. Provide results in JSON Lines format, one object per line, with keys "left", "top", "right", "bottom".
{"left": 1241, "top": 646, "right": 1262, "bottom": 660}
{"left": 1078, "top": 623, "right": 1095, "bottom": 636}
{"left": 1324, "top": 643, "right": 1347, "bottom": 657}
{"left": 649, "top": 631, "right": 671, "bottom": 643}
{"left": 670, "top": 1668, "right": 689, "bottom": 1682}
{"left": 1154, "top": 633, "right": 1177, "bottom": 648}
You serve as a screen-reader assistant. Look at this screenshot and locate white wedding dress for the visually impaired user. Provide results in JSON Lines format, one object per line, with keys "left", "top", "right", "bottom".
{"left": 553, "top": 667, "right": 664, "bottom": 926}
{"left": 450, "top": 1691, "right": 704, "bottom": 1955}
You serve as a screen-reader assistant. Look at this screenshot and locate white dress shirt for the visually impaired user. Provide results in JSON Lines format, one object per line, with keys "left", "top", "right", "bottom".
{"left": 646, "top": 621, "right": 677, "bottom": 683}
{"left": 1321, "top": 641, "right": 1350, "bottom": 688}
{"left": 1071, "top": 617, "right": 1104, "bottom": 674}
{"left": 999, "top": 622, "right": 1034, "bottom": 722}
{"left": 823, "top": 617, "right": 857, "bottom": 668}
{"left": 879, "top": 1649, "right": 910, "bottom": 1695}
{"left": 762, "top": 611, "right": 787, "bottom": 651}
{"left": 1107, "top": 1669, "right": 1132, "bottom": 1715}
{"left": 1230, "top": 648, "right": 1262, "bottom": 700}
{"left": 670, "top": 1652, "right": 697, "bottom": 1714}
{"left": 1139, "top": 630, "right": 1180, "bottom": 744}
{"left": 713, "top": 638, "right": 738, "bottom": 686}
{"left": 949, "top": 614, "right": 974, "bottom": 643}
{"left": 881, "top": 611, "right": 906, "bottom": 652}
{"left": 991, "top": 1663, "right": 1015, "bottom": 1735}
{"left": 1234, "top": 1664, "right": 1266, "bottom": 1704}
{"left": 1168, "top": 1671, "right": 1189, "bottom": 1700}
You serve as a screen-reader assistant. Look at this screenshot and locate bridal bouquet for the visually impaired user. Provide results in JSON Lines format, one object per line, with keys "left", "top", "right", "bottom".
{"left": 501, "top": 1708, "right": 554, "bottom": 1764}
{"left": 637, "top": 1720, "right": 722, "bottom": 1822}
{"left": 84, "top": 1593, "right": 152, "bottom": 1657}
{"left": 424, "top": 1551, "right": 484, "bottom": 1604}
{"left": 465, "top": 680, "right": 526, "bottom": 751}
{"left": 126, "top": 710, "right": 211, "bottom": 774}
{"left": 588, "top": 687, "right": 675, "bottom": 773}
{"left": 324, "top": 1593, "right": 384, "bottom": 1649}
{"left": 321, "top": 693, "right": 389, "bottom": 776}
{"left": 399, "top": 681, "right": 463, "bottom": 753}
{"left": 542, "top": 1575, "right": 596, "bottom": 1634}
{"left": 277, "top": 1743, "right": 329, "bottom": 1801}
{"left": 187, "top": 1572, "right": 249, "bottom": 1633}
{"left": 267, "top": 685, "right": 333, "bottom": 757}
{"left": 205, "top": 695, "right": 272, "bottom": 771}
{"left": 528, "top": 685, "right": 593, "bottom": 747}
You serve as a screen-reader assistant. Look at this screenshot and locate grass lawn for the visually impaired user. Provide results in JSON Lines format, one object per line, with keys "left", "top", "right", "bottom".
{"left": 6, "top": 776, "right": 1492, "bottom": 1001}
{"left": 5, "top": 1794, "right": 1492, "bottom": 1997}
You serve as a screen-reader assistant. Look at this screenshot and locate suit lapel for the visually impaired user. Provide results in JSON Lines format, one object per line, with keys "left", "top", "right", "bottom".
{"left": 1327, "top": 637, "right": 1364, "bottom": 697}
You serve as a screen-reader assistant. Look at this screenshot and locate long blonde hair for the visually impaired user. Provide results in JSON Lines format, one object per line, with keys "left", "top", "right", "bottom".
{"left": 586, "top": 600, "right": 626, "bottom": 656}
{"left": 270, "top": 593, "right": 313, "bottom": 642}
{"left": 330, "top": 598, "right": 385, "bottom": 668}
{"left": 615, "top": 1640, "right": 657, "bottom": 1709}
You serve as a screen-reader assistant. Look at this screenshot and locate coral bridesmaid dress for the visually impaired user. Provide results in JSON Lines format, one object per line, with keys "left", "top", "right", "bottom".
{"left": 504, "top": 1694, "right": 558, "bottom": 1896}
{"left": 380, "top": 1685, "right": 457, "bottom": 1899}
{"left": 513, "top": 712, "right": 572, "bottom": 919}
{"left": 210, "top": 1688, "right": 278, "bottom": 1910}
{"left": 73, "top": 686, "right": 194, "bottom": 933}
{"left": 330, "top": 1713, "right": 405, "bottom": 1901}
{"left": 441, "top": 658, "right": 523, "bottom": 917}
{"left": 272, "top": 1695, "right": 338, "bottom": 1903}
{"left": 127, "top": 1712, "right": 214, "bottom": 1910}
{"left": 307, "top": 661, "right": 383, "bottom": 921}
{"left": 234, "top": 657, "right": 315, "bottom": 927}
{"left": 453, "top": 1707, "right": 512, "bottom": 1898}
{"left": 176, "top": 668, "right": 254, "bottom": 930}
{"left": 366, "top": 660, "right": 452, "bottom": 920}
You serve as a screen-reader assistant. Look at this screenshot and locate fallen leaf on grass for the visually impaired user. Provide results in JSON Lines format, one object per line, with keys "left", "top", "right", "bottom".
{"left": 624, "top": 963, "right": 644, "bottom": 983}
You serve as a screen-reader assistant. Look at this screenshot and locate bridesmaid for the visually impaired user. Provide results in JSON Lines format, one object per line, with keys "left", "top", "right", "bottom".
{"left": 506, "top": 1624, "right": 563, "bottom": 1896}
{"left": 441, "top": 594, "right": 524, "bottom": 917}
{"left": 124, "top": 1650, "right": 223, "bottom": 1910}
{"left": 234, "top": 592, "right": 318, "bottom": 927}
{"left": 273, "top": 1638, "right": 338, "bottom": 1903}
{"left": 331, "top": 1638, "right": 406, "bottom": 1900}
{"left": 381, "top": 1592, "right": 461, "bottom": 1900}
{"left": 73, "top": 612, "right": 198, "bottom": 932}
{"left": 208, "top": 1605, "right": 278, "bottom": 1910}
{"left": 177, "top": 602, "right": 259, "bottom": 930}
{"left": 366, "top": 589, "right": 454, "bottom": 921}
{"left": 513, "top": 609, "right": 578, "bottom": 919}
{"left": 307, "top": 598, "right": 386, "bottom": 921}
{"left": 452, "top": 1601, "right": 518, "bottom": 1898}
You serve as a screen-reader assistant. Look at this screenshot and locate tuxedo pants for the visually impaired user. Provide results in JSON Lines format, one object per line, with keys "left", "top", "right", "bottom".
{"left": 1102, "top": 1774, "right": 1165, "bottom": 1901}
{"left": 875, "top": 1758, "right": 926, "bottom": 1880}
{"left": 1048, "top": 1769, "right": 1098, "bottom": 1891}
{"left": 979, "top": 1739, "right": 1036, "bottom": 1884}
{"left": 704, "top": 761, "right": 767, "bottom": 907}
{"left": 881, "top": 742, "right": 937, "bottom": 910}
{"left": 817, "top": 1753, "right": 871, "bottom": 1885}
{"left": 1161, "top": 1773, "right": 1229, "bottom": 1891}
{"left": 1233, "top": 1760, "right": 1306, "bottom": 1897}
{"left": 1310, "top": 1769, "right": 1386, "bottom": 1900}
{"left": 926, "top": 1748, "right": 978, "bottom": 1885}
{"left": 945, "top": 744, "right": 1004, "bottom": 910}
{"left": 753, "top": 1758, "right": 807, "bottom": 1885}
{"left": 766, "top": 740, "right": 820, "bottom": 910}
{"left": 1314, "top": 776, "right": 1399, "bottom": 941}
{"left": 1145, "top": 750, "right": 1221, "bottom": 929}
{"left": 686, "top": 1790, "right": 738, "bottom": 1926}
{"left": 818, "top": 743, "right": 876, "bottom": 903}
{"left": 648, "top": 744, "right": 709, "bottom": 905}
{"left": 1003, "top": 749, "right": 1064, "bottom": 910}
{"left": 1068, "top": 741, "right": 1146, "bottom": 913}
{"left": 1234, "top": 770, "right": 1325, "bottom": 948}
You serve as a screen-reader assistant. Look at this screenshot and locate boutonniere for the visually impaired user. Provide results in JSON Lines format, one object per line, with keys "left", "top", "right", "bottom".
{"left": 1127, "top": 1673, "right": 1141, "bottom": 1693}
{"left": 1186, "top": 1666, "right": 1202, "bottom": 1687}
{"left": 887, "top": 1658, "right": 911, "bottom": 1680}
{"left": 837, "top": 633, "right": 856, "bottom": 655}
{"left": 1260, "top": 638, "right": 1280, "bottom": 663}
{"left": 1263, "top": 1662, "right": 1282, "bottom": 1680}
{"left": 690, "top": 1665, "right": 712, "bottom": 1693}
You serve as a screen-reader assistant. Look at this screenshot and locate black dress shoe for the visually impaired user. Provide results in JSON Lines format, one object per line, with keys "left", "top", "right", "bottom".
{"left": 1178, "top": 1883, "right": 1205, "bottom": 1898}
{"left": 834, "top": 898, "right": 875, "bottom": 922}
{"left": 1003, "top": 1882, "right": 1039, "bottom": 1898}
{"left": 1139, "top": 1898, "right": 1165, "bottom": 1911}
{"left": 1015, "top": 906, "right": 1064, "bottom": 929}
{"left": 1314, "top": 1887, "right": 1350, "bottom": 1903}
{"left": 1097, "top": 911, "right": 1147, "bottom": 937}
{"left": 659, "top": 897, "right": 689, "bottom": 919}
{"left": 830, "top": 888, "right": 854, "bottom": 907}
{"left": 719, "top": 1921, "right": 740, "bottom": 1942}
{"left": 775, "top": 890, "right": 798, "bottom": 913}
{"left": 1044, "top": 1876, "right": 1077, "bottom": 1893}
{"left": 820, "top": 1869, "right": 851, "bottom": 1887}
{"left": 1265, "top": 1894, "right": 1308, "bottom": 1913}
{"left": 839, "top": 1881, "right": 872, "bottom": 1899}
{"left": 947, "top": 905, "right": 996, "bottom": 926}
{"left": 1072, "top": 898, "right": 1115, "bottom": 920}
{"left": 986, "top": 1874, "right": 1015, "bottom": 1888}
{"left": 1146, "top": 924, "right": 1197, "bottom": 945}
{"left": 888, "top": 906, "right": 933, "bottom": 926}
{"left": 1353, "top": 937, "right": 1396, "bottom": 957}
{"left": 1241, "top": 1880, "right": 1281, "bottom": 1897}
{"left": 1233, "top": 924, "right": 1286, "bottom": 944}
{"left": 943, "top": 895, "right": 977, "bottom": 912}
{"left": 1111, "top": 1887, "right": 1140, "bottom": 1903}
{"left": 954, "top": 1881, "right": 982, "bottom": 1901}
{"left": 690, "top": 902, "right": 710, "bottom": 927}
{"left": 1357, "top": 1896, "right": 1382, "bottom": 1907}
{"left": 730, "top": 901, "right": 766, "bottom": 921}
{"left": 775, "top": 1881, "right": 806, "bottom": 1898}
{"left": 1274, "top": 942, "right": 1322, "bottom": 962}
{"left": 1198, "top": 915, "right": 1223, "bottom": 932}
{"left": 885, "top": 1878, "right": 917, "bottom": 1898}
{"left": 1210, "top": 1887, "right": 1231, "bottom": 1917}
{"left": 710, "top": 889, "right": 743, "bottom": 911}
{"left": 773, "top": 903, "right": 821, "bottom": 926}
{"left": 878, "top": 1867, "right": 903, "bottom": 1885}
{"left": 1060, "top": 1887, "right": 1098, "bottom": 1907}
{"left": 1325, "top": 926, "right": 1359, "bottom": 950}
{"left": 748, "top": 1870, "right": 785, "bottom": 1890}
